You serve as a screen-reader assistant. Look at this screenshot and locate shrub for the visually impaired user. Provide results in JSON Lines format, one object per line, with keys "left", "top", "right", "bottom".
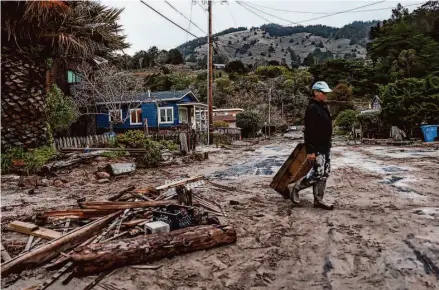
{"left": 335, "top": 110, "right": 359, "bottom": 132}
{"left": 1, "top": 146, "right": 56, "bottom": 174}
{"left": 213, "top": 134, "right": 232, "bottom": 145}
{"left": 255, "top": 65, "right": 289, "bottom": 78}
{"left": 159, "top": 140, "right": 179, "bottom": 151}
{"left": 46, "top": 84, "right": 77, "bottom": 134}
{"left": 236, "top": 111, "right": 262, "bottom": 138}
{"left": 213, "top": 120, "right": 229, "bottom": 128}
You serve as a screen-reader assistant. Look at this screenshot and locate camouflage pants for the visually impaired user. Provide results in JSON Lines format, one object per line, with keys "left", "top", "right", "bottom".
{"left": 290, "top": 152, "right": 331, "bottom": 204}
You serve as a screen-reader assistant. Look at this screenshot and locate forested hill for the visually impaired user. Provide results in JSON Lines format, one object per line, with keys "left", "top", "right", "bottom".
{"left": 177, "top": 21, "right": 379, "bottom": 67}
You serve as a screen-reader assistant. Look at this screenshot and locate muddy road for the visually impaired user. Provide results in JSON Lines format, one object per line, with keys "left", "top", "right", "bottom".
{"left": 2, "top": 137, "right": 439, "bottom": 289}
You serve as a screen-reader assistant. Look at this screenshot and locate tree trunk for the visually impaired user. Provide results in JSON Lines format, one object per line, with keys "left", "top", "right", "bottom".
{"left": 70, "top": 225, "right": 236, "bottom": 276}
{"left": 1, "top": 45, "right": 48, "bottom": 149}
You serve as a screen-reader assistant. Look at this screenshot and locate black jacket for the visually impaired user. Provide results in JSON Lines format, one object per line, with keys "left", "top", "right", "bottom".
{"left": 304, "top": 99, "right": 332, "bottom": 154}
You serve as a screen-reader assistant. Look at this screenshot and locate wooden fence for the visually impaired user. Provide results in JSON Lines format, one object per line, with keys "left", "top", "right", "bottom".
{"left": 53, "top": 135, "right": 113, "bottom": 150}
{"left": 53, "top": 128, "right": 241, "bottom": 151}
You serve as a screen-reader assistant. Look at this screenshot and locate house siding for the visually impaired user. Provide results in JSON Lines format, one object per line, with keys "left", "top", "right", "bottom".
{"left": 95, "top": 92, "right": 199, "bottom": 131}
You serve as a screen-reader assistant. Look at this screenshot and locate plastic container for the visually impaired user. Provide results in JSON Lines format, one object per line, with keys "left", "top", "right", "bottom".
{"left": 420, "top": 125, "right": 438, "bottom": 142}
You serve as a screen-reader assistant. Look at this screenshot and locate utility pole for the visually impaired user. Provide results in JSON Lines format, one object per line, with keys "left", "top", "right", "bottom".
{"left": 268, "top": 86, "right": 272, "bottom": 137}
{"left": 207, "top": 0, "right": 213, "bottom": 145}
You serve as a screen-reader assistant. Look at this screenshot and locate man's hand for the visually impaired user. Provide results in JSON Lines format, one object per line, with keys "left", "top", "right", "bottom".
{"left": 307, "top": 153, "right": 316, "bottom": 161}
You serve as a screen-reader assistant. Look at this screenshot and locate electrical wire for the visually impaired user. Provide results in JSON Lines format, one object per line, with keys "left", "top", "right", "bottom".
{"left": 247, "top": 2, "right": 424, "bottom": 15}
{"left": 238, "top": 1, "right": 300, "bottom": 26}
{"left": 164, "top": 0, "right": 206, "bottom": 34}
{"left": 139, "top": 0, "right": 200, "bottom": 38}
{"left": 235, "top": 1, "right": 272, "bottom": 23}
{"left": 183, "top": 0, "right": 195, "bottom": 58}
{"left": 226, "top": 1, "right": 237, "bottom": 27}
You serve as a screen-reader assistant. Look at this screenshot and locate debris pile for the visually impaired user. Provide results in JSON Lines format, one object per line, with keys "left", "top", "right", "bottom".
{"left": 1, "top": 175, "right": 236, "bottom": 289}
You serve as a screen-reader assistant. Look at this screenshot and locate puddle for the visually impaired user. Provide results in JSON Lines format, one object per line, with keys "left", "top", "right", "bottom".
{"left": 210, "top": 145, "right": 290, "bottom": 180}
{"left": 380, "top": 176, "right": 404, "bottom": 185}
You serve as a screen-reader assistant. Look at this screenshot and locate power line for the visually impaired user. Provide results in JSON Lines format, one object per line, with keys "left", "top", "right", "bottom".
{"left": 294, "top": 1, "right": 388, "bottom": 25}
{"left": 246, "top": 2, "right": 424, "bottom": 15}
{"left": 239, "top": 1, "right": 300, "bottom": 26}
{"left": 139, "top": 0, "right": 200, "bottom": 39}
{"left": 226, "top": 1, "right": 237, "bottom": 27}
{"left": 235, "top": 1, "right": 272, "bottom": 23}
{"left": 164, "top": 0, "right": 206, "bottom": 35}
{"left": 183, "top": 0, "right": 195, "bottom": 58}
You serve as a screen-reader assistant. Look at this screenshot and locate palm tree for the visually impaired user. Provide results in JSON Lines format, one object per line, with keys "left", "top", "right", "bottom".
{"left": 1, "top": 1, "right": 129, "bottom": 149}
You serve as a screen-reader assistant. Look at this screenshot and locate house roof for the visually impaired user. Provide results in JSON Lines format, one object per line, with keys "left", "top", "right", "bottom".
{"left": 96, "top": 89, "right": 199, "bottom": 105}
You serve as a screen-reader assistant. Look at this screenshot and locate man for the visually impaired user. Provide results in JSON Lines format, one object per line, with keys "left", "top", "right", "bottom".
{"left": 288, "top": 81, "right": 334, "bottom": 210}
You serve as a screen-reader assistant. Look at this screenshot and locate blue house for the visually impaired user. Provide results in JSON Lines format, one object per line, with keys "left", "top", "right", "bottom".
{"left": 96, "top": 89, "right": 208, "bottom": 132}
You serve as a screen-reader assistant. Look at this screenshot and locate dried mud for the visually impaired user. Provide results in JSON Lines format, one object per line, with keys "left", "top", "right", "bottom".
{"left": 2, "top": 137, "right": 439, "bottom": 289}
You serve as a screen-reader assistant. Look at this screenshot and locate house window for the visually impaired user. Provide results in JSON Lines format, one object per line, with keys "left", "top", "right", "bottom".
{"left": 179, "top": 107, "right": 188, "bottom": 124}
{"left": 158, "top": 107, "right": 174, "bottom": 124}
{"left": 130, "top": 109, "right": 142, "bottom": 125}
{"left": 67, "top": 70, "right": 82, "bottom": 84}
{"left": 108, "top": 109, "right": 122, "bottom": 123}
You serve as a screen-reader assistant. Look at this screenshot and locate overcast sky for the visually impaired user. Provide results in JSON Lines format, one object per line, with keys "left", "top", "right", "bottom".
{"left": 102, "top": 0, "right": 424, "bottom": 55}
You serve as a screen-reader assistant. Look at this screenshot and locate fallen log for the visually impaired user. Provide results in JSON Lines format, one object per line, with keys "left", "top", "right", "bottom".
{"left": 40, "top": 151, "right": 107, "bottom": 173}
{"left": 79, "top": 200, "right": 177, "bottom": 210}
{"left": 69, "top": 225, "right": 236, "bottom": 276}
{"left": 1, "top": 211, "right": 120, "bottom": 277}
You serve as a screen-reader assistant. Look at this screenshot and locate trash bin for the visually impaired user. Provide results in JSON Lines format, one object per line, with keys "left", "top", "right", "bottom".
{"left": 420, "top": 125, "right": 438, "bottom": 142}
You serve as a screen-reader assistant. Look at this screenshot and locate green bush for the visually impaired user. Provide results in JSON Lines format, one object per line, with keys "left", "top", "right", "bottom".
{"left": 1, "top": 146, "right": 56, "bottom": 174}
{"left": 255, "top": 66, "right": 289, "bottom": 78}
{"left": 46, "top": 85, "right": 78, "bottom": 134}
{"left": 335, "top": 109, "right": 359, "bottom": 132}
{"left": 213, "top": 120, "right": 229, "bottom": 128}
{"left": 159, "top": 140, "right": 179, "bottom": 151}
{"left": 236, "top": 111, "right": 262, "bottom": 138}
{"left": 213, "top": 134, "right": 232, "bottom": 145}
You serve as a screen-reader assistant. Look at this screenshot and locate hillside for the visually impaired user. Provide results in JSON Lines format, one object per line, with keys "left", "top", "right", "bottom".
{"left": 177, "top": 21, "right": 378, "bottom": 67}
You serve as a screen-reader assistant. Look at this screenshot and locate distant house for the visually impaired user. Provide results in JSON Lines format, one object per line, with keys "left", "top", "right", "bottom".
{"left": 360, "top": 95, "right": 382, "bottom": 114}
{"left": 96, "top": 89, "right": 208, "bottom": 132}
{"left": 213, "top": 108, "right": 244, "bottom": 128}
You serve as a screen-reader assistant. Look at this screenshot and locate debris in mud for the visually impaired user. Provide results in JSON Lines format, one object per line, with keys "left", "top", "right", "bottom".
{"left": 106, "top": 163, "right": 136, "bottom": 176}
{"left": 0, "top": 175, "right": 234, "bottom": 289}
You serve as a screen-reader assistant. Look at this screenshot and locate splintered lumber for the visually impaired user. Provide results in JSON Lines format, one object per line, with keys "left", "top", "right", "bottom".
{"left": 133, "top": 185, "right": 159, "bottom": 196}
{"left": 79, "top": 200, "right": 177, "bottom": 210}
{"left": 1, "top": 211, "right": 120, "bottom": 277}
{"left": 1, "top": 243, "right": 12, "bottom": 262}
{"left": 69, "top": 225, "right": 237, "bottom": 276}
{"left": 41, "top": 209, "right": 116, "bottom": 219}
{"left": 155, "top": 175, "right": 204, "bottom": 191}
{"left": 7, "top": 221, "right": 62, "bottom": 240}
{"left": 108, "top": 186, "right": 136, "bottom": 201}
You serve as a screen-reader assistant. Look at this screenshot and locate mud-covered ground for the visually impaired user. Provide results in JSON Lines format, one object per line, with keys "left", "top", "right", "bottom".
{"left": 2, "top": 136, "right": 439, "bottom": 290}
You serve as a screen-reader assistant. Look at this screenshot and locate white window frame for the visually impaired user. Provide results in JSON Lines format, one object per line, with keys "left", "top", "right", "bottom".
{"left": 108, "top": 109, "right": 123, "bottom": 123}
{"left": 158, "top": 106, "right": 174, "bottom": 124}
{"left": 178, "top": 107, "right": 189, "bottom": 124}
{"left": 129, "top": 108, "right": 142, "bottom": 125}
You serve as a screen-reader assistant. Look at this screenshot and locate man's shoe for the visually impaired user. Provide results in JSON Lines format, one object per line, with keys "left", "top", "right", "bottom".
{"left": 314, "top": 203, "right": 334, "bottom": 210}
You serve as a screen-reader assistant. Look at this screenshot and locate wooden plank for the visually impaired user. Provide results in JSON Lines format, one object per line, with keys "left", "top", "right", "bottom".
{"left": 41, "top": 209, "right": 116, "bottom": 219}
{"left": 108, "top": 186, "right": 136, "bottom": 202}
{"left": 8, "top": 221, "right": 38, "bottom": 232}
{"left": 7, "top": 221, "right": 62, "bottom": 240}
{"left": 1, "top": 243, "right": 12, "bottom": 262}
{"left": 24, "top": 236, "right": 34, "bottom": 252}
{"left": 155, "top": 175, "right": 204, "bottom": 191}
{"left": 270, "top": 143, "right": 312, "bottom": 197}
{"left": 79, "top": 200, "right": 177, "bottom": 210}
{"left": 121, "top": 219, "right": 149, "bottom": 227}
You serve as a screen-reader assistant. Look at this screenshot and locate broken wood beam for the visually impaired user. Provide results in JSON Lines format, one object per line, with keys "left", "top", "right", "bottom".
{"left": 1, "top": 243, "right": 12, "bottom": 262}
{"left": 69, "top": 225, "right": 237, "bottom": 276}
{"left": 40, "top": 209, "right": 116, "bottom": 219}
{"left": 79, "top": 200, "right": 177, "bottom": 210}
{"left": 7, "top": 221, "right": 62, "bottom": 240}
{"left": 108, "top": 186, "right": 136, "bottom": 201}
{"left": 155, "top": 175, "right": 204, "bottom": 191}
{"left": 1, "top": 211, "right": 120, "bottom": 277}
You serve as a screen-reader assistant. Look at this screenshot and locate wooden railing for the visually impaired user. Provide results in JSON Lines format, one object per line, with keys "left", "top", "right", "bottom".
{"left": 53, "top": 135, "right": 113, "bottom": 150}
